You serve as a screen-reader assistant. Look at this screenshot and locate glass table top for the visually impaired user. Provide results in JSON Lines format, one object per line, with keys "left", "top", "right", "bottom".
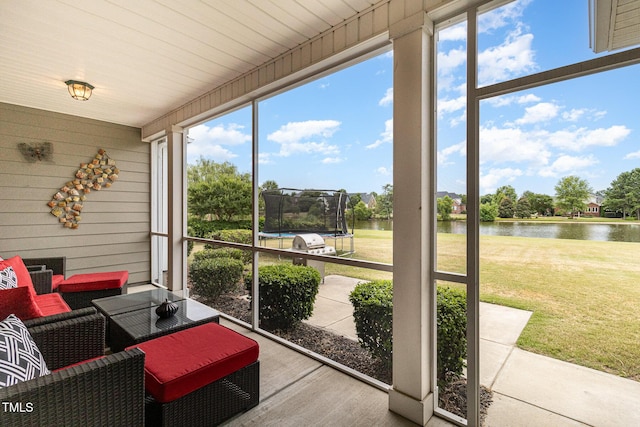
{"left": 92, "top": 288, "right": 186, "bottom": 316}
{"left": 110, "top": 298, "right": 220, "bottom": 340}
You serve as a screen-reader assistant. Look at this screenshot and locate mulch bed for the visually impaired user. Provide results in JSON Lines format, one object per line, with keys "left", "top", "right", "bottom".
{"left": 192, "top": 289, "right": 492, "bottom": 424}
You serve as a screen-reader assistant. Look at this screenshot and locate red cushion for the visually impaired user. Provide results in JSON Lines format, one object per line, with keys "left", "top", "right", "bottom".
{"left": 35, "top": 293, "right": 71, "bottom": 316}
{"left": 0, "top": 256, "right": 36, "bottom": 298}
{"left": 0, "top": 286, "right": 44, "bottom": 320}
{"left": 51, "top": 275, "right": 65, "bottom": 291}
{"left": 127, "top": 323, "right": 259, "bottom": 403}
{"left": 58, "top": 271, "right": 128, "bottom": 293}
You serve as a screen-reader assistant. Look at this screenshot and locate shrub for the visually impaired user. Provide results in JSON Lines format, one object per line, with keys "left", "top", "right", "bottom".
{"left": 190, "top": 256, "right": 244, "bottom": 300}
{"left": 349, "top": 280, "right": 393, "bottom": 368}
{"left": 206, "top": 229, "right": 252, "bottom": 245}
{"left": 186, "top": 225, "right": 195, "bottom": 257}
{"left": 187, "top": 218, "right": 254, "bottom": 238}
{"left": 436, "top": 286, "right": 467, "bottom": 383}
{"left": 348, "top": 282, "right": 467, "bottom": 383}
{"left": 203, "top": 229, "right": 253, "bottom": 263}
{"left": 193, "top": 247, "right": 245, "bottom": 263}
{"left": 187, "top": 217, "right": 219, "bottom": 238}
{"left": 257, "top": 264, "right": 320, "bottom": 331}
{"left": 480, "top": 202, "right": 498, "bottom": 222}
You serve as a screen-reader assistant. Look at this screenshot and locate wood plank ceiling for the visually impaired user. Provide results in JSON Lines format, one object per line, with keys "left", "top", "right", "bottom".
{"left": 592, "top": 0, "right": 640, "bottom": 52}
{"left": 2, "top": 0, "right": 638, "bottom": 129}
{"left": 0, "top": 0, "right": 377, "bottom": 127}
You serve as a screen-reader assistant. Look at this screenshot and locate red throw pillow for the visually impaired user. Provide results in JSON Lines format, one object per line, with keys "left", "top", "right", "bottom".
{"left": 0, "top": 256, "right": 37, "bottom": 297}
{"left": 0, "top": 286, "right": 44, "bottom": 320}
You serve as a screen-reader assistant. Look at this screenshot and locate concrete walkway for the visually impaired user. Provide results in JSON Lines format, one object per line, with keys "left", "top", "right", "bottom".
{"left": 306, "top": 275, "right": 640, "bottom": 427}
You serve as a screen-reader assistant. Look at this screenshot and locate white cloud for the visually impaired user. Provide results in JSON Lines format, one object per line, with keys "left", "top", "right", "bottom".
{"left": 515, "top": 102, "right": 559, "bottom": 125}
{"left": 486, "top": 93, "right": 540, "bottom": 107}
{"left": 190, "top": 123, "right": 251, "bottom": 146}
{"left": 267, "top": 120, "right": 341, "bottom": 157}
{"left": 437, "top": 47, "right": 467, "bottom": 76}
{"left": 258, "top": 152, "right": 273, "bottom": 164}
{"left": 546, "top": 125, "right": 631, "bottom": 151}
{"left": 322, "top": 157, "right": 343, "bottom": 164}
{"left": 376, "top": 166, "right": 392, "bottom": 176}
{"left": 478, "top": 0, "right": 532, "bottom": 33}
{"left": 367, "top": 119, "right": 393, "bottom": 149}
{"left": 624, "top": 150, "right": 640, "bottom": 159}
{"left": 478, "top": 28, "right": 536, "bottom": 85}
{"left": 438, "top": 95, "right": 467, "bottom": 117}
{"left": 561, "top": 108, "right": 607, "bottom": 122}
{"left": 480, "top": 167, "right": 523, "bottom": 194}
{"left": 438, "top": 141, "right": 466, "bottom": 165}
{"left": 562, "top": 108, "right": 586, "bottom": 122}
{"left": 187, "top": 122, "right": 251, "bottom": 163}
{"left": 379, "top": 87, "right": 393, "bottom": 106}
{"left": 438, "top": 22, "right": 466, "bottom": 42}
{"left": 538, "top": 154, "right": 598, "bottom": 177}
{"left": 480, "top": 126, "right": 551, "bottom": 166}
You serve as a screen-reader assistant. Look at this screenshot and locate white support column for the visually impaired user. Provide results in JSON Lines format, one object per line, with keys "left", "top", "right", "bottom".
{"left": 166, "top": 126, "right": 186, "bottom": 293}
{"left": 388, "top": 12, "right": 435, "bottom": 426}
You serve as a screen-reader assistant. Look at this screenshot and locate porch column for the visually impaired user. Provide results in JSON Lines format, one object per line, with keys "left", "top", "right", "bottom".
{"left": 166, "top": 126, "right": 186, "bottom": 293}
{"left": 388, "top": 12, "right": 435, "bottom": 426}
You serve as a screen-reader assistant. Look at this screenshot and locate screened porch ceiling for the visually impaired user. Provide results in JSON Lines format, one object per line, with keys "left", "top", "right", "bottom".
{"left": 1, "top": 0, "right": 638, "bottom": 129}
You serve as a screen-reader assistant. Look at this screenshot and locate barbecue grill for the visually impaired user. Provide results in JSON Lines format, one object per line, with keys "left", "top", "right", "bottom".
{"left": 291, "top": 233, "right": 336, "bottom": 282}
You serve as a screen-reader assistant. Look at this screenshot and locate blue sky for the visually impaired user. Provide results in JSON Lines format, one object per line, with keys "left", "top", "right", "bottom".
{"left": 188, "top": 0, "right": 638, "bottom": 198}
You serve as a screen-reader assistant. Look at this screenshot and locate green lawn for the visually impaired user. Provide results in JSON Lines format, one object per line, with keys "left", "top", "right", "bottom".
{"left": 330, "top": 229, "right": 640, "bottom": 381}
{"left": 193, "top": 225, "right": 640, "bottom": 381}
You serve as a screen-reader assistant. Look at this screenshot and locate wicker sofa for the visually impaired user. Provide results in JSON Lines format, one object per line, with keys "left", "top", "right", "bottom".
{"left": 0, "top": 308, "right": 145, "bottom": 427}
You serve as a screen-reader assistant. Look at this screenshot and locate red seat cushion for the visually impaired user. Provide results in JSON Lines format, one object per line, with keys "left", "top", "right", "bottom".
{"left": 58, "top": 271, "right": 128, "bottom": 293}
{"left": 35, "top": 293, "right": 71, "bottom": 316}
{"left": 51, "top": 274, "right": 65, "bottom": 291}
{"left": 127, "top": 323, "right": 259, "bottom": 403}
{"left": 0, "top": 286, "right": 44, "bottom": 320}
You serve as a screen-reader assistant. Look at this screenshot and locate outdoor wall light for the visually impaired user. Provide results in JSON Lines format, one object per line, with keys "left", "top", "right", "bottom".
{"left": 65, "top": 80, "right": 94, "bottom": 101}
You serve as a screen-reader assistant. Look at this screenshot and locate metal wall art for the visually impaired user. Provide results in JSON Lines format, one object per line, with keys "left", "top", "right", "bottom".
{"left": 47, "top": 149, "right": 119, "bottom": 229}
{"left": 18, "top": 142, "right": 53, "bottom": 162}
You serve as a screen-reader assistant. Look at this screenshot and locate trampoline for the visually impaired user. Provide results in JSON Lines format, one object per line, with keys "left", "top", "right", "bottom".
{"left": 260, "top": 188, "right": 354, "bottom": 254}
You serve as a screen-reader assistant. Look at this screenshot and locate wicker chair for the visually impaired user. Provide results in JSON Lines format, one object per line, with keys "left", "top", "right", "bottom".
{"left": 23, "top": 306, "right": 105, "bottom": 370}
{"left": 0, "top": 308, "right": 145, "bottom": 427}
{"left": 22, "top": 256, "right": 66, "bottom": 295}
{"left": 0, "top": 349, "right": 145, "bottom": 427}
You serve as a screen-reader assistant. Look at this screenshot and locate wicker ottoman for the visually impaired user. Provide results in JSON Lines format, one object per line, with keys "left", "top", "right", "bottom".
{"left": 58, "top": 270, "right": 128, "bottom": 309}
{"left": 127, "top": 322, "right": 260, "bottom": 427}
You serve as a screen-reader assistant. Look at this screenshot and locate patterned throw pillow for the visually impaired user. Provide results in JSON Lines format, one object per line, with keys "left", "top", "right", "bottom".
{"left": 0, "top": 266, "right": 18, "bottom": 290}
{"left": 0, "top": 314, "right": 50, "bottom": 388}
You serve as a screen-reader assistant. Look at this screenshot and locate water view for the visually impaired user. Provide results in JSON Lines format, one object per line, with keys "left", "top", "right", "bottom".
{"left": 354, "top": 219, "right": 640, "bottom": 243}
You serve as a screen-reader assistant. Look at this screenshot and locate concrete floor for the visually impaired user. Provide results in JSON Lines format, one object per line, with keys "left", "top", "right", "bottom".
{"left": 129, "top": 279, "right": 640, "bottom": 426}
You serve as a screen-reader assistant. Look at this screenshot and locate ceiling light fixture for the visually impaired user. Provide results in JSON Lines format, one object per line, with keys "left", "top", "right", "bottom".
{"left": 65, "top": 80, "right": 94, "bottom": 101}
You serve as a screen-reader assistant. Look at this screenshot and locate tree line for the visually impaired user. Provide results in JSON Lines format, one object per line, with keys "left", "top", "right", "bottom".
{"left": 187, "top": 158, "right": 640, "bottom": 223}
{"left": 187, "top": 158, "right": 394, "bottom": 222}
{"left": 469, "top": 168, "right": 640, "bottom": 221}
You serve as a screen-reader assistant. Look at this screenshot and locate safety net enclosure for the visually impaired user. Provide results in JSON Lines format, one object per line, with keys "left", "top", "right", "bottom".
{"left": 261, "top": 188, "right": 352, "bottom": 236}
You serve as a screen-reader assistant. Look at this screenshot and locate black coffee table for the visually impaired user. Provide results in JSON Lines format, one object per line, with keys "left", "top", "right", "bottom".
{"left": 92, "top": 289, "right": 219, "bottom": 352}
{"left": 93, "top": 288, "right": 185, "bottom": 317}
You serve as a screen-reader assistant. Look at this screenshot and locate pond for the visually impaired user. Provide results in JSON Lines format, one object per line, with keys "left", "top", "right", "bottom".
{"left": 354, "top": 219, "right": 640, "bottom": 242}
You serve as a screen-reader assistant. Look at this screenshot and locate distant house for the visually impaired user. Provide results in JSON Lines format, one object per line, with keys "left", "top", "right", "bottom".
{"left": 583, "top": 194, "right": 604, "bottom": 217}
{"left": 555, "top": 194, "right": 603, "bottom": 217}
{"left": 349, "top": 193, "right": 377, "bottom": 210}
{"left": 436, "top": 191, "right": 466, "bottom": 214}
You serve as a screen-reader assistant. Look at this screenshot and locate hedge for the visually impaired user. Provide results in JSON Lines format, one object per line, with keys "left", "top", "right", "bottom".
{"left": 256, "top": 264, "right": 320, "bottom": 331}
{"left": 190, "top": 256, "right": 244, "bottom": 299}
{"left": 349, "top": 281, "right": 467, "bottom": 383}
